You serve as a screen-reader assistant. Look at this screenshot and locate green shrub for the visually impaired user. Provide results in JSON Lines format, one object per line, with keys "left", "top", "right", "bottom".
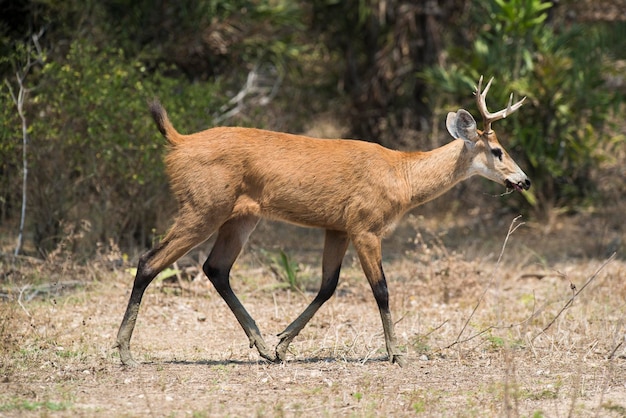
{"left": 421, "top": 0, "right": 625, "bottom": 216}
{"left": 7, "top": 39, "right": 225, "bottom": 256}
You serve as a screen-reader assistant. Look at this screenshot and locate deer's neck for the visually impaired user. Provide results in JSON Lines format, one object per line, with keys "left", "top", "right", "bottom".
{"left": 404, "top": 139, "right": 473, "bottom": 207}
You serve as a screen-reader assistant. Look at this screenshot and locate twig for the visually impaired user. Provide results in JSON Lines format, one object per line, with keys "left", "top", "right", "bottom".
{"left": 18, "top": 285, "right": 32, "bottom": 317}
{"left": 532, "top": 252, "right": 616, "bottom": 342}
{"left": 607, "top": 339, "right": 623, "bottom": 360}
{"left": 445, "top": 215, "right": 524, "bottom": 350}
{"left": 422, "top": 319, "right": 449, "bottom": 339}
{"left": 606, "top": 317, "right": 625, "bottom": 360}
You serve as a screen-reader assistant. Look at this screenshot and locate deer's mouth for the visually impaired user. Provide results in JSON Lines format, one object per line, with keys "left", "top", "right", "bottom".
{"left": 505, "top": 179, "right": 531, "bottom": 192}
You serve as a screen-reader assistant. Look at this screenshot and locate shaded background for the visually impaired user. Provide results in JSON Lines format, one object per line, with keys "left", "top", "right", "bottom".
{"left": 1, "top": 0, "right": 625, "bottom": 259}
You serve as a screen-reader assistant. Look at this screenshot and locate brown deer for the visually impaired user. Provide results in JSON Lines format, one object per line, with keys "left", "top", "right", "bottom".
{"left": 115, "top": 76, "right": 529, "bottom": 367}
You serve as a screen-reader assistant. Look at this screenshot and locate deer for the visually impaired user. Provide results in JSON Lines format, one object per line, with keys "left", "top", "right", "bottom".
{"left": 115, "top": 76, "right": 530, "bottom": 367}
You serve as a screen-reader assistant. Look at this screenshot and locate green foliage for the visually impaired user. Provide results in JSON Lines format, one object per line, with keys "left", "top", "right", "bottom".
{"left": 421, "top": 0, "right": 625, "bottom": 216}
{"left": 412, "top": 400, "right": 426, "bottom": 414}
{"left": 1, "top": 1, "right": 309, "bottom": 256}
{"left": 6, "top": 38, "right": 225, "bottom": 255}
{"left": 99, "top": 0, "right": 305, "bottom": 78}
{"left": 494, "top": 0, "right": 551, "bottom": 29}
{"left": 486, "top": 334, "right": 505, "bottom": 350}
{"left": 2, "top": 0, "right": 626, "bottom": 257}
{"left": 278, "top": 250, "right": 300, "bottom": 290}
{"left": 0, "top": 399, "right": 69, "bottom": 412}
{"left": 264, "top": 249, "right": 301, "bottom": 291}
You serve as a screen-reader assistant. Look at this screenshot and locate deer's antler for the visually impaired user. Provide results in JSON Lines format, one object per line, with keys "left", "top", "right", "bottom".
{"left": 475, "top": 76, "right": 526, "bottom": 133}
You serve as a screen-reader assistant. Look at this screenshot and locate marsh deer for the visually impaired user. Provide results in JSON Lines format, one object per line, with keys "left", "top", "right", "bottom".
{"left": 115, "top": 76, "right": 529, "bottom": 367}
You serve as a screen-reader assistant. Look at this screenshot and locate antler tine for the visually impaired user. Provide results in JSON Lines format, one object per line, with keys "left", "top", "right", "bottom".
{"left": 475, "top": 76, "right": 525, "bottom": 133}
{"left": 474, "top": 75, "right": 489, "bottom": 97}
{"left": 506, "top": 92, "right": 526, "bottom": 115}
{"left": 474, "top": 76, "right": 494, "bottom": 99}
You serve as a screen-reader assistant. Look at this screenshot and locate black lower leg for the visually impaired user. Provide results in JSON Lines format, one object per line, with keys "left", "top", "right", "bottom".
{"left": 276, "top": 230, "right": 349, "bottom": 362}
{"left": 116, "top": 252, "right": 158, "bottom": 366}
{"left": 370, "top": 270, "right": 405, "bottom": 366}
{"left": 370, "top": 273, "right": 389, "bottom": 311}
{"left": 204, "top": 262, "right": 276, "bottom": 362}
{"left": 275, "top": 265, "right": 341, "bottom": 361}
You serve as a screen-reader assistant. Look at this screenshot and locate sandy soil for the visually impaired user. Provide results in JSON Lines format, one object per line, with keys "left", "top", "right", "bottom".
{"left": 1, "top": 215, "right": 626, "bottom": 417}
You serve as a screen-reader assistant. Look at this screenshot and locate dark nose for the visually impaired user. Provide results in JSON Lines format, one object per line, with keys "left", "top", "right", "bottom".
{"left": 524, "top": 179, "right": 531, "bottom": 190}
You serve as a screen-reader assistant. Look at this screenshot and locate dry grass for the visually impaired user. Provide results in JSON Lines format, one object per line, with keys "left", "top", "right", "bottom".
{"left": 1, "top": 209, "right": 626, "bottom": 417}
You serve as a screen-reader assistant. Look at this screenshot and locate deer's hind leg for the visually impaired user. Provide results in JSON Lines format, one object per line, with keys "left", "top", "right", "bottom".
{"left": 202, "top": 215, "right": 276, "bottom": 362}
{"left": 116, "top": 213, "right": 219, "bottom": 366}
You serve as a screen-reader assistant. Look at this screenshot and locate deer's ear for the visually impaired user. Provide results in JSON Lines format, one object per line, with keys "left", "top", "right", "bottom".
{"left": 447, "top": 109, "right": 478, "bottom": 148}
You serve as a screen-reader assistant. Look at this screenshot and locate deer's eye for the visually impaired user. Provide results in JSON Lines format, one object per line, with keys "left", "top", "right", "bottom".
{"left": 491, "top": 148, "right": 503, "bottom": 161}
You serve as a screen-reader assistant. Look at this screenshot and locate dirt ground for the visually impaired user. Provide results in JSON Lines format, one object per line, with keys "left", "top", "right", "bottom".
{"left": 1, "top": 210, "right": 626, "bottom": 417}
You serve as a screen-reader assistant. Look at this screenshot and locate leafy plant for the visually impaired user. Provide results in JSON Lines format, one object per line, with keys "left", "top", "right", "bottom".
{"left": 278, "top": 250, "right": 299, "bottom": 290}
{"left": 420, "top": 0, "right": 625, "bottom": 217}
{"left": 352, "top": 392, "right": 363, "bottom": 402}
{"left": 412, "top": 400, "right": 426, "bottom": 413}
{"left": 265, "top": 249, "right": 301, "bottom": 291}
{"left": 6, "top": 38, "right": 226, "bottom": 256}
{"left": 486, "top": 334, "right": 505, "bottom": 350}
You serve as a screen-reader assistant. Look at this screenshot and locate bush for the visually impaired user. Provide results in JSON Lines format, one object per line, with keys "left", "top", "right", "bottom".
{"left": 420, "top": 0, "right": 625, "bottom": 217}
{"left": 5, "top": 39, "right": 225, "bottom": 257}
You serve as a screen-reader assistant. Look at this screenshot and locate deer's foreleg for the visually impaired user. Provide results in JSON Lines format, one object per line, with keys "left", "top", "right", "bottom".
{"left": 352, "top": 232, "right": 406, "bottom": 367}
{"left": 275, "top": 229, "right": 350, "bottom": 362}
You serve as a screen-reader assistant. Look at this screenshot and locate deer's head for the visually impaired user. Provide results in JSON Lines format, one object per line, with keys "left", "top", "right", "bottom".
{"left": 446, "top": 76, "right": 530, "bottom": 192}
